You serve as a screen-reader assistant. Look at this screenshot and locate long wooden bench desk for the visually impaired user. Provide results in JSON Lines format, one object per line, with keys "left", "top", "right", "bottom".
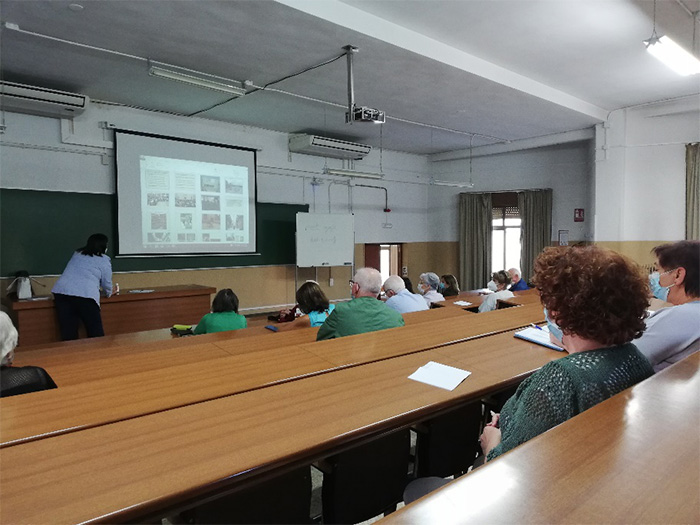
{"left": 7, "top": 285, "right": 217, "bottom": 346}
{"left": 11, "top": 325, "right": 321, "bottom": 386}
{"left": 382, "top": 351, "right": 700, "bottom": 524}
{"left": 0, "top": 331, "right": 564, "bottom": 524}
{"left": 12, "top": 302, "right": 543, "bottom": 387}
{"left": 1, "top": 304, "right": 545, "bottom": 447}
{"left": 11, "top": 294, "right": 476, "bottom": 366}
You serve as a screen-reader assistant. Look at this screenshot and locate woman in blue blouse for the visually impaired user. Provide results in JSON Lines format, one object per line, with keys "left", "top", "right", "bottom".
{"left": 52, "top": 233, "right": 113, "bottom": 340}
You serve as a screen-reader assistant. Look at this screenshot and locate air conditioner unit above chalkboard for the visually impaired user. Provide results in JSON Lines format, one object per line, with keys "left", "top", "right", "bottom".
{"left": 0, "top": 81, "right": 89, "bottom": 118}
{"left": 288, "top": 134, "right": 371, "bottom": 160}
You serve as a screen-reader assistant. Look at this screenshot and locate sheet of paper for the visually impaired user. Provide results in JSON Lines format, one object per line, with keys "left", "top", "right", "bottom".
{"left": 408, "top": 361, "right": 472, "bottom": 391}
{"left": 453, "top": 300, "right": 472, "bottom": 306}
{"left": 128, "top": 289, "right": 155, "bottom": 293}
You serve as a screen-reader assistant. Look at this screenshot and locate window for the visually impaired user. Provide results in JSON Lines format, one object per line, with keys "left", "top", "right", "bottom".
{"left": 491, "top": 194, "right": 521, "bottom": 273}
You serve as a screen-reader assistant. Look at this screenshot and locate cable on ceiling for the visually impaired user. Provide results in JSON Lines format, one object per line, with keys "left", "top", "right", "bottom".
{"left": 5, "top": 22, "right": 510, "bottom": 146}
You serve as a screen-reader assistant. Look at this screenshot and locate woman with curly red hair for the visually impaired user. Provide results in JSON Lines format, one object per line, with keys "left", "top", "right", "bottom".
{"left": 403, "top": 245, "right": 656, "bottom": 505}
{"left": 479, "top": 245, "right": 654, "bottom": 461}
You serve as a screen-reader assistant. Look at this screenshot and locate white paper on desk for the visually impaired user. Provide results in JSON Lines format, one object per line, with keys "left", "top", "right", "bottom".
{"left": 128, "top": 289, "right": 155, "bottom": 293}
{"left": 408, "top": 361, "right": 472, "bottom": 391}
{"left": 453, "top": 300, "right": 472, "bottom": 306}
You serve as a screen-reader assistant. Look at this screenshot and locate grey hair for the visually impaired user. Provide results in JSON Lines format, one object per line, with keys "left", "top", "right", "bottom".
{"left": 354, "top": 267, "right": 383, "bottom": 294}
{"left": 420, "top": 272, "right": 440, "bottom": 290}
{"left": 508, "top": 268, "right": 521, "bottom": 278}
{"left": 0, "top": 311, "right": 18, "bottom": 366}
{"left": 383, "top": 275, "right": 406, "bottom": 294}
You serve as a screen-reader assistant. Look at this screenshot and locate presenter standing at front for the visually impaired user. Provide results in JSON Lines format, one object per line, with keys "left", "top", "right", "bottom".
{"left": 52, "top": 233, "right": 114, "bottom": 340}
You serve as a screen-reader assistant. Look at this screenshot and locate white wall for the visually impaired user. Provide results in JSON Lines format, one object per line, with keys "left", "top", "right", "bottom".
{"left": 428, "top": 140, "right": 595, "bottom": 242}
{"left": 0, "top": 104, "right": 432, "bottom": 243}
{"left": 594, "top": 95, "right": 700, "bottom": 242}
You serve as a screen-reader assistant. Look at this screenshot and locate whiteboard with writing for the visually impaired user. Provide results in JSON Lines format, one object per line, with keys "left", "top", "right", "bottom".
{"left": 296, "top": 213, "right": 354, "bottom": 267}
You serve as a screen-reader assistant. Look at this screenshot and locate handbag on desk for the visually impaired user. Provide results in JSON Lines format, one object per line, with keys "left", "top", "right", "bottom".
{"left": 7, "top": 271, "right": 34, "bottom": 300}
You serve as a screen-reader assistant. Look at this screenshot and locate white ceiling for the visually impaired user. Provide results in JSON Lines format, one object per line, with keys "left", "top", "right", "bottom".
{"left": 1, "top": 0, "right": 699, "bottom": 154}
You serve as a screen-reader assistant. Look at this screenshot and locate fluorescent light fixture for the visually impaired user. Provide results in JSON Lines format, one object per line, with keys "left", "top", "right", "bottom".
{"left": 149, "top": 66, "right": 248, "bottom": 96}
{"left": 430, "top": 178, "right": 475, "bottom": 188}
{"left": 645, "top": 35, "right": 700, "bottom": 76}
{"left": 324, "top": 167, "right": 384, "bottom": 180}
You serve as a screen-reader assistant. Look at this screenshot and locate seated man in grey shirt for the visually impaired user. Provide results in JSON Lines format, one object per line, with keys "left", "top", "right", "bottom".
{"left": 383, "top": 275, "right": 429, "bottom": 314}
{"left": 635, "top": 241, "right": 700, "bottom": 372}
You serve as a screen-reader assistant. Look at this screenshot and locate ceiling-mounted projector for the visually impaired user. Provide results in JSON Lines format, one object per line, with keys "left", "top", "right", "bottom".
{"left": 346, "top": 105, "right": 386, "bottom": 124}
{"left": 342, "top": 45, "right": 386, "bottom": 124}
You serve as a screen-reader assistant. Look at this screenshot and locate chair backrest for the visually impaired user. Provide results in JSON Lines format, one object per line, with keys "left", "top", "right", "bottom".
{"left": 415, "top": 403, "right": 482, "bottom": 478}
{"left": 0, "top": 366, "right": 57, "bottom": 398}
{"left": 181, "top": 466, "right": 312, "bottom": 524}
{"left": 322, "top": 429, "right": 411, "bottom": 524}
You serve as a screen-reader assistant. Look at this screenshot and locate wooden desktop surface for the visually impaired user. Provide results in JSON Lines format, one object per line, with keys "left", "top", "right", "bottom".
{"left": 0, "top": 333, "right": 565, "bottom": 524}
{"left": 297, "top": 303, "right": 545, "bottom": 368}
{"left": 382, "top": 352, "right": 700, "bottom": 525}
{"left": 2, "top": 304, "right": 544, "bottom": 446}
{"left": 0, "top": 345, "right": 335, "bottom": 447}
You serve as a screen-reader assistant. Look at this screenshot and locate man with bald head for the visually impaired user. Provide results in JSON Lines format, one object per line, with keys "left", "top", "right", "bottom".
{"left": 383, "top": 275, "right": 428, "bottom": 314}
{"left": 508, "top": 267, "right": 530, "bottom": 291}
{"left": 316, "top": 267, "right": 405, "bottom": 340}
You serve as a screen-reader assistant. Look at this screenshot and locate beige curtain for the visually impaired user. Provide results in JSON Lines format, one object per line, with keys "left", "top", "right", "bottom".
{"left": 459, "top": 193, "right": 492, "bottom": 290}
{"left": 687, "top": 143, "right": 700, "bottom": 240}
{"left": 518, "top": 189, "right": 552, "bottom": 282}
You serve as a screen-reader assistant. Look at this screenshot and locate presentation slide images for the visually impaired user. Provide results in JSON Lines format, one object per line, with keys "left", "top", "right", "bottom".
{"left": 201, "top": 175, "right": 220, "bottom": 193}
{"left": 202, "top": 195, "right": 220, "bottom": 211}
{"left": 175, "top": 193, "right": 196, "bottom": 207}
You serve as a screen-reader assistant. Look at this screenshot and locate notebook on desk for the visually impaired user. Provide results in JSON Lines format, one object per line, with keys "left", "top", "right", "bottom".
{"left": 514, "top": 326, "right": 565, "bottom": 351}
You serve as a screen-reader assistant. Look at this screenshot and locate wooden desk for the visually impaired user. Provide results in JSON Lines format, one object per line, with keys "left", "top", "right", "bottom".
{"left": 382, "top": 352, "right": 700, "bottom": 525}
{"left": 8, "top": 285, "right": 216, "bottom": 346}
{"left": 0, "top": 344, "right": 335, "bottom": 447}
{"left": 2, "top": 305, "right": 544, "bottom": 446}
{"left": 0, "top": 333, "right": 564, "bottom": 524}
{"left": 299, "top": 303, "right": 545, "bottom": 368}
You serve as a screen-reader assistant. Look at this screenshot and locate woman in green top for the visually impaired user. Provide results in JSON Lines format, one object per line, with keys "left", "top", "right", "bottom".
{"left": 480, "top": 245, "right": 654, "bottom": 461}
{"left": 193, "top": 288, "right": 247, "bottom": 335}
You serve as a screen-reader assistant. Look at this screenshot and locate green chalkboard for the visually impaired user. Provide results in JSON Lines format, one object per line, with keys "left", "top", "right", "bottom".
{"left": 0, "top": 189, "right": 307, "bottom": 277}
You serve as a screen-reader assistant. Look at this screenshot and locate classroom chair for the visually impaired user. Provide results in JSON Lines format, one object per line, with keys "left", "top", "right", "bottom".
{"left": 318, "top": 429, "right": 411, "bottom": 524}
{"left": 179, "top": 466, "right": 312, "bottom": 524}
{"left": 413, "top": 403, "right": 482, "bottom": 478}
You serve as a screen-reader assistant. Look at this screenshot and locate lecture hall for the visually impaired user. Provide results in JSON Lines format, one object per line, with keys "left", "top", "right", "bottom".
{"left": 1, "top": 1, "right": 699, "bottom": 524}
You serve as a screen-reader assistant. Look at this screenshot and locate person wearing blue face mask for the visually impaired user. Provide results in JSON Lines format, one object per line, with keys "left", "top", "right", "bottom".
{"left": 440, "top": 274, "right": 460, "bottom": 297}
{"left": 635, "top": 241, "right": 700, "bottom": 372}
{"left": 649, "top": 270, "right": 673, "bottom": 302}
{"left": 404, "top": 246, "right": 654, "bottom": 503}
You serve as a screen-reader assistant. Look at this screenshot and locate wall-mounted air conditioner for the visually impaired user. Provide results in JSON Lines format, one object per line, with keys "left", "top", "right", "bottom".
{"left": 0, "top": 81, "right": 89, "bottom": 118}
{"left": 289, "top": 134, "right": 371, "bottom": 160}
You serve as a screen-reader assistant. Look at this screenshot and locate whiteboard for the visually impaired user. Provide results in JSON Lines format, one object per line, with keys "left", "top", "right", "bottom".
{"left": 296, "top": 213, "right": 354, "bottom": 267}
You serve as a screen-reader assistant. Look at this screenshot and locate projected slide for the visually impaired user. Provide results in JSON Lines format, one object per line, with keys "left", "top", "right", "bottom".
{"left": 116, "top": 131, "right": 256, "bottom": 256}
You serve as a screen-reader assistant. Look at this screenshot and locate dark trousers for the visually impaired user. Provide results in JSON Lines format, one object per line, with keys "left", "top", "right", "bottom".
{"left": 53, "top": 293, "right": 104, "bottom": 340}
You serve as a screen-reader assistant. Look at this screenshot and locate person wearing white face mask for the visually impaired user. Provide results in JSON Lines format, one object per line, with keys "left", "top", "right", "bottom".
{"left": 635, "top": 241, "right": 700, "bottom": 372}
{"left": 417, "top": 272, "right": 445, "bottom": 306}
{"left": 478, "top": 270, "right": 515, "bottom": 312}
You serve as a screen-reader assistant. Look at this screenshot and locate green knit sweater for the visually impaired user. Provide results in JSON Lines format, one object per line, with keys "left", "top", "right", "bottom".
{"left": 488, "top": 343, "right": 653, "bottom": 461}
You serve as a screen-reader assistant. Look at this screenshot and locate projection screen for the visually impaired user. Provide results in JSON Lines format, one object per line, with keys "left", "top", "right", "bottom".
{"left": 115, "top": 130, "right": 256, "bottom": 256}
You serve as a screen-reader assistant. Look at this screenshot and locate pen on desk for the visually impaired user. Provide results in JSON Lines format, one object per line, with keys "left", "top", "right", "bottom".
{"left": 530, "top": 323, "right": 543, "bottom": 331}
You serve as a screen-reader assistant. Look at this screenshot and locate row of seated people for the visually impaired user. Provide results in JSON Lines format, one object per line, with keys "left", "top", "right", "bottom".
{"left": 164, "top": 242, "right": 699, "bottom": 524}
{"left": 2, "top": 244, "right": 697, "bottom": 523}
